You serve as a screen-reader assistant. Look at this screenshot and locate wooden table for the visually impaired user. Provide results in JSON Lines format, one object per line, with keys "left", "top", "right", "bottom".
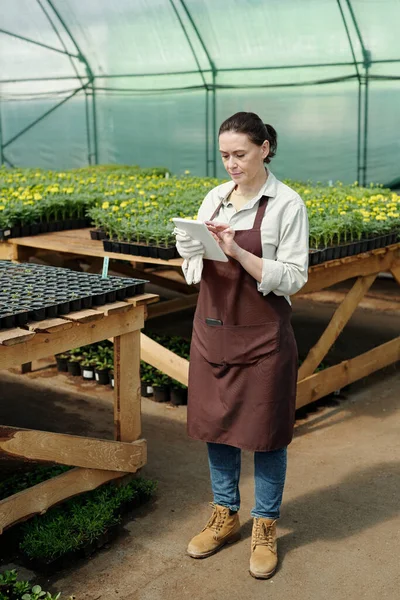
{"left": 0, "top": 229, "right": 399, "bottom": 410}
{"left": 140, "top": 243, "right": 400, "bottom": 408}
{"left": 0, "top": 292, "right": 158, "bottom": 534}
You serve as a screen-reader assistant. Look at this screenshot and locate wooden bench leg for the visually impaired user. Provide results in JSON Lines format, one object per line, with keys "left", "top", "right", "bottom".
{"left": 114, "top": 329, "right": 141, "bottom": 442}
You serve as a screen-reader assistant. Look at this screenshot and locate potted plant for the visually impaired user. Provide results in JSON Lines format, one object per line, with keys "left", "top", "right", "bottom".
{"left": 94, "top": 359, "right": 110, "bottom": 385}
{"left": 80, "top": 356, "right": 96, "bottom": 380}
{"left": 55, "top": 352, "right": 69, "bottom": 372}
{"left": 67, "top": 353, "right": 82, "bottom": 376}
{"left": 152, "top": 371, "right": 171, "bottom": 403}
{"left": 170, "top": 379, "right": 188, "bottom": 406}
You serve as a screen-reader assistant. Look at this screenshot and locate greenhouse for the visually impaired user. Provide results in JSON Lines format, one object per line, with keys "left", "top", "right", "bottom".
{"left": 0, "top": 2, "right": 399, "bottom": 599}
{"left": 1, "top": 0, "right": 400, "bottom": 184}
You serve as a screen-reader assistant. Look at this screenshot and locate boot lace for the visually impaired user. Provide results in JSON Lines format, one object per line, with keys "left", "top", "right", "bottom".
{"left": 205, "top": 503, "right": 227, "bottom": 535}
{"left": 253, "top": 519, "right": 275, "bottom": 551}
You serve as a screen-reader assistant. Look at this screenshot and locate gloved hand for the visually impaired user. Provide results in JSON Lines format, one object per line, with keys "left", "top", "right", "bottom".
{"left": 174, "top": 227, "right": 204, "bottom": 285}
{"left": 182, "top": 254, "right": 203, "bottom": 285}
{"left": 174, "top": 227, "right": 205, "bottom": 260}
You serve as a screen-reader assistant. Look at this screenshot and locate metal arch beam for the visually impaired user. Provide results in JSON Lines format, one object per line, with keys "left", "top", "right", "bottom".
{"left": 336, "top": 0, "right": 362, "bottom": 185}
{"left": 43, "top": 0, "right": 99, "bottom": 164}
{"left": 175, "top": 0, "right": 218, "bottom": 176}
{"left": 344, "top": 0, "right": 371, "bottom": 187}
{"left": 0, "top": 28, "right": 80, "bottom": 58}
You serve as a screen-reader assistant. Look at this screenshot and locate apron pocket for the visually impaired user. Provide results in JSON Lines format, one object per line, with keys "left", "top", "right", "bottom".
{"left": 192, "top": 317, "right": 280, "bottom": 366}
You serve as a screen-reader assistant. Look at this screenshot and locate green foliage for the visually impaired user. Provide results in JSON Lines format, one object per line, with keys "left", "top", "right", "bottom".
{"left": 0, "top": 569, "right": 61, "bottom": 600}
{"left": 19, "top": 477, "right": 156, "bottom": 561}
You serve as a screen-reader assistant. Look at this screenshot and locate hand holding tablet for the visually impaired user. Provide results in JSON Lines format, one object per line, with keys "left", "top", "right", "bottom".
{"left": 173, "top": 218, "right": 228, "bottom": 262}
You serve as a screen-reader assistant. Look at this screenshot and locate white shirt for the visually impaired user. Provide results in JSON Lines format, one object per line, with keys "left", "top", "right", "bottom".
{"left": 197, "top": 170, "right": 309, "bottom": 304}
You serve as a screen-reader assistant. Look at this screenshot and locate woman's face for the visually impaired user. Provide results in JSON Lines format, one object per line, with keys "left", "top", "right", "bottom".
{"left": 219, "top": 131, "right": 269, "bottom": 185}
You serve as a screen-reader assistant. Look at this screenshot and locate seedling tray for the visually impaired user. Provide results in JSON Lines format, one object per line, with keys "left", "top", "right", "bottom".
{"left": 308, "top": 231, "right": 399, "bottom": 266}
{"left": 102, "top": 239, "right": 178, "bottom": 260}
{"left": 0, "top": 218, "right": 92, "bottom": 241}
{"left": 0, "top": 261, "right": 148, "bottom": 330}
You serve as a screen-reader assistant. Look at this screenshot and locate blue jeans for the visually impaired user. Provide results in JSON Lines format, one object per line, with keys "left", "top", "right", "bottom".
{"left": 207, "top": 442, "right": 287, "bottom": 519}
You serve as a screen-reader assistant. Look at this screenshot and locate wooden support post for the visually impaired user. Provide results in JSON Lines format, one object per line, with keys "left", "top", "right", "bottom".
{"left": 298, "top": 274, "right": 377, "bottom": 380}
{"left": 0, "top": 426, "right": 146, "bottom": 473}
{"left": 114, "top": 329, "right": 141, "bottom": 442}
{"left": 140, "top": 333, "right": 189, "bottom": 386}
{"left": 390, "top": 262, "right": 400, "bottom": 286}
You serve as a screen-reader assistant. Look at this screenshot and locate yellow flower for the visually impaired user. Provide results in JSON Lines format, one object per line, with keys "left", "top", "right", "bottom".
{"left": 112, "top": 205, "right": 119, "bottom": 212}
{"left": 184, "top": 170, "right": 190, "bottom": 175}
{"left": 120, "top": 201, "right": 128, "bottom": 208}
{"left": 340, "top": 211, "right": 347, "bottom": 215}
{"left": 0, "top": 206, "right": 4, "bottom": 211}
{"left": 139, "top": 190, "right": 145, "bottom": 196}
{"left": 102, "top": 201, "right": 110, "bottom": 209}
{"left": 34, "top": 193, "right": 42, "bottom": 200}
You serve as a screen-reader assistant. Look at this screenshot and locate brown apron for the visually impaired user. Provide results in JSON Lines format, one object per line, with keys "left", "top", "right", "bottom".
{"left": 188, "top": 195, "right": 298, "bottom": 452}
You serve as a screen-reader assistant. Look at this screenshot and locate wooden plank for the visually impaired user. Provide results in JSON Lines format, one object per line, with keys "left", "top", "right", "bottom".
{"left": 296, "top": 336, "right": 400, "bottom": 409}
{"left": 141, "top": 333, "right": 189, "bottom": 386}
{"left": 0, "top": 427, "right": 146, "bottom": 473}
{"left": 0, "top": 328, "right": 36, "bottom": 346}
{"left": 94, "top": 301, "right": 134, "bottom": 316}
{"left": 124, "top": 293, "right": 159, "bottom": 307}
{"left": 147, "top": 294, "right": 198, "bottom": 319}
{"left": 63, "top": 308, "right": 104, "bottom": 323}
{"left": 300, "top": 246, "right": 399, "bottom": 294}
{"left": 298, "top": 274, "right": 377, "bottom": 379}
{"left": 0, "top": 306, "right": 144, "bottom": 370}
{"left": 0, "top": 467, "right": 127, "bottom": 534}
{"left": 114, "top": 329, "right": 141, "bottom": 442}
{"left": 28, "top": 318, "right": 73, "bottom": 333}
{"left": 0, "top": 242, "right": 15, "bottom": 260}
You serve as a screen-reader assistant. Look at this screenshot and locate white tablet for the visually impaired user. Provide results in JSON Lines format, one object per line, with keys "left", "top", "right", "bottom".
{"left": 173, "top": 218, "right": 228, "bottom": 262}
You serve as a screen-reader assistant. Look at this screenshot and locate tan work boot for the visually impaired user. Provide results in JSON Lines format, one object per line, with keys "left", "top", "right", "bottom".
{"left": 187, "top": 503, "right": 241, "bottom": 558}
{"left": 249, "top": 517, "right": 278, "bottom": 579}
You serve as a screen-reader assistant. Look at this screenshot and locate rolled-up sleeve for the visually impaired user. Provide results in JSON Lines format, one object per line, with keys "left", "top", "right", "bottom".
{"left": 258, "top": 203, "right": 309, "bottom": 297}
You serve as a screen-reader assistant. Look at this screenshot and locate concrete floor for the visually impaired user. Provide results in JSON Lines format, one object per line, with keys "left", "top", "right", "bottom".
{"left": 0, "top": 289, "right": 399, "bottom": 600}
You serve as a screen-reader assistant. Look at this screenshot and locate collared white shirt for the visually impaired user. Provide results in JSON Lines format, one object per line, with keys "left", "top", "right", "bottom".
{"left": 197, "top": 170, "right": 309, "bottom": 304}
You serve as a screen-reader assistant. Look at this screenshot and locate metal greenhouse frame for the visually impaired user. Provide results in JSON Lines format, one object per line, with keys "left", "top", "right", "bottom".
{"left": 0, "top": 0, "right": 399, "bottom": 184}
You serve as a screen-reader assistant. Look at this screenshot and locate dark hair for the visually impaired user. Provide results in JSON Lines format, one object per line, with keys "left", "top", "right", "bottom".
{"left": 219, "top": 112, "right": 277, "bottom": 163}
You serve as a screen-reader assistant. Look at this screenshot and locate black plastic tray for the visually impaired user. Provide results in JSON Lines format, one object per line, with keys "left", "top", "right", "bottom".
{"left": 0, "top": 218, "right": 92, "bottom": 241}
{"left": 309, "top": 232, "right": 399, "bottom": 267}
{"left": 102, "top": 239, "right": 178, "bottom": 260}
{"left": 0, "top": 261, "right": 148, "bottom": 330}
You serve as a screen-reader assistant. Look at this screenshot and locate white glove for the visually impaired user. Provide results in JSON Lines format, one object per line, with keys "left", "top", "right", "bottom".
{"left": 182, "top": 254, "right": 203, "bottom": 285}
{"left": 174, "top": 227, "right": 205, "bottom": 260}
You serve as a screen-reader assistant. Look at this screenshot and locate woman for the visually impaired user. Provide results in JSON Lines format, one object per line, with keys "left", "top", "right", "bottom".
{"left": 175, "top": 111, "right": 309, "bottom": 579}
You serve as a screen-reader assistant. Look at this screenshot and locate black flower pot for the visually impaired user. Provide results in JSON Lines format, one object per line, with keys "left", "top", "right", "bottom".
{"left": 148, "top": 246, "right": 159, "bottom": 259}
{"left": 1, "top": 314, "right": 15, "bottom": 329}
{"left": 90, "top": 229, "right": 99, "bottom": 240}
{"left": 30, "top": 223, "right": 41, "bottom": 236}
{"left": 170, "top": 387, "right": 188, "bottom": 406}
{"left": 103, "top": 240, "right": 113, "bottom": 252}
{"left": 29, "top": 306, "right": 46, "bottom": 321}
{"left": 80, "top": 364, "right": 95, "bottom": 380}
{"left": 153, "top": 385, "right": 170, "bottom": 403}
{"left": 141, "top": 382, "right": 154, "bottom": 397}
{"left": 158, "top": 247, "right": 176, "bottom": 261}
{"left": 67, "top": 360, "right": 82, "bottom": 376}
{"left": 129, "top": 243, "right": 140, "bottom": 256}
{"left": 57, "top": 301, "right": 70, "bottom": 315}
{"left": 111, "top": 242, "right": 121, "bottom": 254}
{"left": 324, "top": 247, "right": 334, "bottom": 262}
{"left": 106, "top": 290, "right": 117, "bottom": 303}
{"left": 20, "top": 225, "right": 31, "bottom": 237}
{"left": 95, "top": 368, "right": 109, "bottom": 385}
{"left": 56, "top": 355, "right": 69, "bottom": 372}
{"left": 360, "top": 240, "right": 368, "bottom": 253}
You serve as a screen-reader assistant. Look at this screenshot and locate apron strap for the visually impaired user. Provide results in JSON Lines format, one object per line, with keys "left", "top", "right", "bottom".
{"left": 253, "top": 195, "right": 269, "bottom": 229}
{"left": 210, "top": 199, "right": 225, "bottom": 221}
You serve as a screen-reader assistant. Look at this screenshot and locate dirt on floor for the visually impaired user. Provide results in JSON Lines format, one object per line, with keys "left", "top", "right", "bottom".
{"left": 0, "top": 293, "right": 399, "bottom": 600}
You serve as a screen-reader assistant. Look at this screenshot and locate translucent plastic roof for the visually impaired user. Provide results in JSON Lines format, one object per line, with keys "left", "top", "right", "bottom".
{"left": 1, "top": 0, "right": 399, "bottom": 184}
